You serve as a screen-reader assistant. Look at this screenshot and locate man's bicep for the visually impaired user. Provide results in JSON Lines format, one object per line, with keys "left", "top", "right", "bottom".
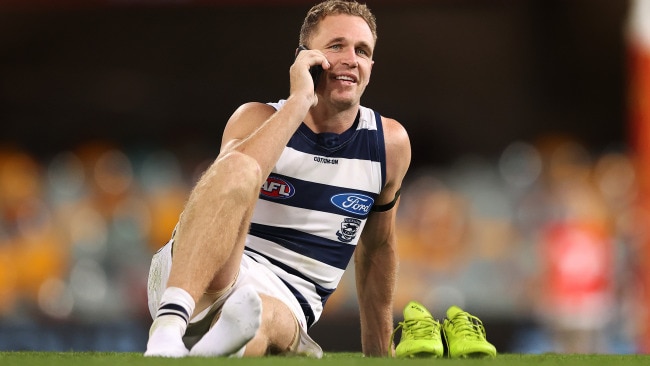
{"left": 360, "top": 209, "right": 398, "bottom": 251}
{"left": 378, "top": 116, "right": 411, "bottom": 206}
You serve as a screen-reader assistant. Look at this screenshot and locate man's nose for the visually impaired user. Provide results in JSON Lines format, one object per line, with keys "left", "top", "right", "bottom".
{"left": 341, "top": 47, "right": 358, "bottom": 67}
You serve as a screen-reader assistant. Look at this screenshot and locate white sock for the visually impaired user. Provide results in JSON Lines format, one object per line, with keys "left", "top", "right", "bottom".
{"left": 145, "top": 287, "right": 196, "bottom": 357}
{"left": 189, "top": 284, "right": 262, "bottom": 357}
{"left": 155, "top": 287, "right": 196, "bottom": 326}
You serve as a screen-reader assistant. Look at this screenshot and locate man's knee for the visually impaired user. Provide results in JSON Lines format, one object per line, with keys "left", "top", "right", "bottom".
{"left": 202, "top": 151, "right": 262, "bottom": 199}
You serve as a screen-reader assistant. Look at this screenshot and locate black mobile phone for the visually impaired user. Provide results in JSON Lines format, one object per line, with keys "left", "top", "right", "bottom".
{"left": 297, "top": 45, "right": 323, "bottom": 88}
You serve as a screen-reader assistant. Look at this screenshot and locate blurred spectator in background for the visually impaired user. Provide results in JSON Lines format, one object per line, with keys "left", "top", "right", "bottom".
{"left": 525, "top": 135, "right": 619, "bottom": 353}
{"left": 395, "top": 173, "right": 471, "bottom": 314}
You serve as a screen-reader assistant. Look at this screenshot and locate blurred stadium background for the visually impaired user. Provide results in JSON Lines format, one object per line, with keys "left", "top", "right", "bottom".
{"left": 1, "top": 0, "right": 649, "bottom": 355}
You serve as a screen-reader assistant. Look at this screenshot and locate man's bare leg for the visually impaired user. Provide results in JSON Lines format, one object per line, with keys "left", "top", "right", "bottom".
{"left": 244, "top": 294, "right": 301, "bottom": 356}
{"left": 145, "top": 151, "right": 262, "bottom": 357}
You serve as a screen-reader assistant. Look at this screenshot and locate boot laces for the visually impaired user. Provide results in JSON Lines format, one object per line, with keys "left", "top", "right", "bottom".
{"left": 388, "top": 317, "right": 439, "bottom": 356}
{"left": 403, "top": 318, "right": 438, "bottom": 339}
{"left": 448, "top": 312, "right": 487, "bottom": 340}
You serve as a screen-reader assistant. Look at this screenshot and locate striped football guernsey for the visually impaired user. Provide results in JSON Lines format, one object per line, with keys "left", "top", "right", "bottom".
{"left": 244, "top": 99, "right": 387, "bottom": 328}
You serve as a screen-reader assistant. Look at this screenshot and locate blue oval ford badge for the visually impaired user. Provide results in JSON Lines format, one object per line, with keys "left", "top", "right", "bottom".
{"left": 330, "top": 193, "right": 375, "bottom": 215}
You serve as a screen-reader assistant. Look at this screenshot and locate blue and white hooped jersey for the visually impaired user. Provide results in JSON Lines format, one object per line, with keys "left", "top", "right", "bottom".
{"left": 244, "top": 99, "right": 387, "bottom": 328}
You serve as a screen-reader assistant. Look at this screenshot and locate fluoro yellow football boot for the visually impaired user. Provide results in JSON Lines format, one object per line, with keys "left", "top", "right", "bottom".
{"left": 391, "top": 301, "right": 444, "bottom": 358}
{"left": 442, "top": 305, "right": 497, "bottom": 358}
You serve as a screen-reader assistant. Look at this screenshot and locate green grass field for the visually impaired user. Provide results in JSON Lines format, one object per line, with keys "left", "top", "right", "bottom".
{"left": 1, "top": 352, "right": 650, "bottom": 366}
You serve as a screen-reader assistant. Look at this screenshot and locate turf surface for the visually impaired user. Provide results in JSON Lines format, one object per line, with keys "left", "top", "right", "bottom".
{"left": 1, "top": 352, "right": 650, "bottom": 366}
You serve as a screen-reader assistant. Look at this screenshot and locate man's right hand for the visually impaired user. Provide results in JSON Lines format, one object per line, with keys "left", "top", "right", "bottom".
{"left": 290, "top": 47, "right": 330, "bottom": 107}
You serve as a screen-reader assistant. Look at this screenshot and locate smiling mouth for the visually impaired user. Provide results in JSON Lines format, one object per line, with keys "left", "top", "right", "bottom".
{"left": 334, "top": 75, "right": 357, "bottom": 83}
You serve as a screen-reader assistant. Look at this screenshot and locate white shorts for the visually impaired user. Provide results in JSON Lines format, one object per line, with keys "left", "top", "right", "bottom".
{"left": 147, "top": 240, "right": 323, "bottom": 357}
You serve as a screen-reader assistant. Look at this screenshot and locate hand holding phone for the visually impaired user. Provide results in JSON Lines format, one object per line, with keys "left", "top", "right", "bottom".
{"left": 297, "top": 45, "right": 324, "bottom": 88}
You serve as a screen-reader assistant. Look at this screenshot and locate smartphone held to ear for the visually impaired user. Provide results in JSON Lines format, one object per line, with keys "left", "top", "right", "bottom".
{"left": 297, "top": 45, "right": 323, "bottom": 88}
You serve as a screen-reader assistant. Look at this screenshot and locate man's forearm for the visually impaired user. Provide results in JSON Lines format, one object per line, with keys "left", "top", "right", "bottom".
{"left": 355, "top": 243, "right": 398, "bottom": 357}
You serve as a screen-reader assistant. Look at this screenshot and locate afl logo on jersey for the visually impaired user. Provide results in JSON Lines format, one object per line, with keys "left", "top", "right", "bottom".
{"left": 260, "top": 176, "right": 295, "bottom": 199}
{"left": 330, "top": 193, "right": 374, "bottom": 215}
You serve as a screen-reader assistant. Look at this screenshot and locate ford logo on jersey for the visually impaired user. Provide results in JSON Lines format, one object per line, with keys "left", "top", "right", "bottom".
{"left": 330, "top": 193, "right": 374, "bottom": 215}
{"left": 260, "top": 176, "right": 295, "bottom": 199}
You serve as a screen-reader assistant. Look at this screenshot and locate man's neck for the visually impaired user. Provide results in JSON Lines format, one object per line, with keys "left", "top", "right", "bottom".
{"left": 304, "top": 102, "right": 360, "bottom": 134}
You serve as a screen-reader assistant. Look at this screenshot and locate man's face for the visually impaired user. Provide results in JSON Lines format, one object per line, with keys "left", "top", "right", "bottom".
{"left": 308, "top": 14, "right": 375, "bottom": 108}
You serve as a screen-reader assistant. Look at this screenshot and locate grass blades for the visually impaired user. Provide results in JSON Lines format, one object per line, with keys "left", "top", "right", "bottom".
{"left": 1, "top": 352, "right": 650, "bottom": 366}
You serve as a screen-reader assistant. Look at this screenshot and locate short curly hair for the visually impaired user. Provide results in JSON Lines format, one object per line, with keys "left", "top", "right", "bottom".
{"left": 299, "top": 0, "right": 377, "bottom": 47}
